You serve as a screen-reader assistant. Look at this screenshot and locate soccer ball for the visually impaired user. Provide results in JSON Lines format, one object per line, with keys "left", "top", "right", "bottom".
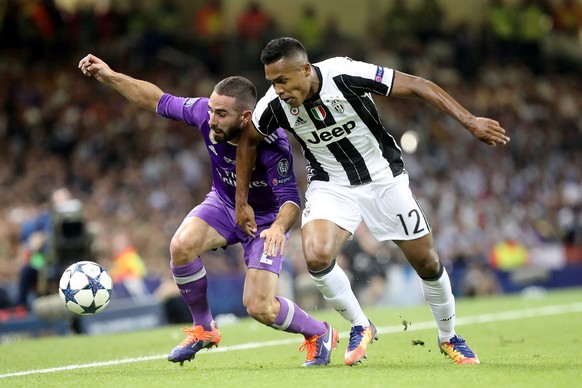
{"left": 58, "top": 261, "right": 113, "bottom": 315}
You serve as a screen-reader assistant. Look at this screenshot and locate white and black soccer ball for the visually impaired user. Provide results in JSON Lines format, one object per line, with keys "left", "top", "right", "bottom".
{"left": 58, "top": 261, "right": 113, "bottom": 315}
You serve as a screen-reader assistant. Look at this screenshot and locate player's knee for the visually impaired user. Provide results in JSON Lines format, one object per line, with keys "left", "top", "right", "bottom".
{"left": 169, "top": 233, "right": 201, "bottom": 266}
{"left": 414, "top": 256, "right": 441, "bottom": 278}
{"left": 303, "top": 240, "right": 335, "bottom": 271}
{"left": 245, "top": 299, "right": 276, "bottom": 325}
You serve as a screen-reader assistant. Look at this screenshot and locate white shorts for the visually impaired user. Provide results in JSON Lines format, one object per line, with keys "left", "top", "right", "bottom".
{"left": 301, "top": 173, "right": 431, "bottom": 241}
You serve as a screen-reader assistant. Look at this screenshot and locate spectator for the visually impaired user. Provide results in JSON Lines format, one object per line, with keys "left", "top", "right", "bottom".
{"left": 411, "top": 0, "right": 446, "bottom": 43}
{"left": 15, "top": 197, "right": 52, "bottom": 309}
{"left": 108, "top": 232, "right": 147, "bottom": 283}
{"left": 234, "top": 2, "right": 273, "bottom": 68}
{"left": 383, "top": 0, "right": 415, "bottom": 40}
{"left": 15, "top": 187, "right": 91, "bottom": 309}
{"left": 551, "top": 0, "right": 582, "bottom": 36}
{"left": 461, "top": 262, "right": 502, "bottom": 297}
{"left": 488, "top": 239, "right": 529, "bottom": 271}
{"left": 236, "top": 1, "right": 271, "bottom": 41}
{"left": 193, "top": 0, "right": 224, "bottom": 39}
{"left": 296, "top": 5, "right": 326, "bottom": 61}
{"left": 192, "top": 0, "right": 225, "bottom": 73}
{"left": 485, "top": 0, "right": 518, "bottom": 64}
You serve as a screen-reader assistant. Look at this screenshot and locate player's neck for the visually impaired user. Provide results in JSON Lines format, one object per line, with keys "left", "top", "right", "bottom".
{"left": 306, "top": 69, "right": 320, "bottom": 101}
{"left": 229, "top": 124, "right": 249, "bottom": 145}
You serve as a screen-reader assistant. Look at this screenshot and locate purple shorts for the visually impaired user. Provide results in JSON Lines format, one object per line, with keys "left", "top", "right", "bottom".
{"left": 188, "top": 190, "right": 284, "bottom": 275}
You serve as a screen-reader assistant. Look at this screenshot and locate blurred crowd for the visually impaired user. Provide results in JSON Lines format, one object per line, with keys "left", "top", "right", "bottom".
{"left": 1, "top": 0, "right": 581, "bottom": 313}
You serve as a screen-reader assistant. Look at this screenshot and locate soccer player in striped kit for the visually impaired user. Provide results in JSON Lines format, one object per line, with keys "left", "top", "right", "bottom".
{"left": 235, "top": 37, "right": 510, "bottom": 365}
{"left": 78, "top": 54, "right": 338, "bottom": 367}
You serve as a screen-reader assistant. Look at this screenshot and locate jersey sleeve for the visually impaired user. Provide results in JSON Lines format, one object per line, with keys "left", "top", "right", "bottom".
{"left": 156, "top": 94, "right": 209, "bottom": 128}
{"left": 333, "top": 57, "right": 396, "bottom": 96}
{"left": 258, "top": 130, "right": 301, "bottom": 209}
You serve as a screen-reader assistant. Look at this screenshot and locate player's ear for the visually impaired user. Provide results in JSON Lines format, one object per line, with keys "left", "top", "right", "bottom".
{"left": 302, "top": 63, "right": 311, "bottom": 77}
{"left": 241, "top": 110, "right": 252, "bottom": 125}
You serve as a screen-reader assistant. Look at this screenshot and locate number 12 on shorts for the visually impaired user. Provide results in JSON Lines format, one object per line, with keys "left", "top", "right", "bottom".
{"left": 397, "top": 209, "right": 426, "bottom": 236}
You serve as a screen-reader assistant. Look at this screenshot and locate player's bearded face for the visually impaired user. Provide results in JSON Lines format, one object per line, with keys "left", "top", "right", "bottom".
{"left": 210, "top": 123, "right": 239, "bottom": 143}
{"left": 208, "top": 93, "right": 243, "bottom": 143}
{"left": 265, "top": 59, "right": 311, "bottom": 108}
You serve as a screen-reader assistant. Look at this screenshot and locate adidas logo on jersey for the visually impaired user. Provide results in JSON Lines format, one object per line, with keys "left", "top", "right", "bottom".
{"left": 294, "top": 117, "right": 308, "bottom": 127}
{"left": 263, "top": 132, "right": 279, "bottom": 144}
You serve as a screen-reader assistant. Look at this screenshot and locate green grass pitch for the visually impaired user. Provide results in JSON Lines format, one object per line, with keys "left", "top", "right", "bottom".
{"left": 1, "top": 286, "right": 581, "bottom": 387}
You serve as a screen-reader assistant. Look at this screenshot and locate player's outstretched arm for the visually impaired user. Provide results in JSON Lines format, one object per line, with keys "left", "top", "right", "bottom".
{"left": 390, "top": 70, "right": 510, "bottom": 146}
{"left": 78, "top": 54, "right": 163, "bottom": 112}
{"left": 235, "top": 123, "right": 264, "bottom": 237}
{"left": 260, "top": 201, "right": 300, "bottom": 257}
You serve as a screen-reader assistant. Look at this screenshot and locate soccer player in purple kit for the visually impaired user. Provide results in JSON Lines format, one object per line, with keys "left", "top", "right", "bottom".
{"left": 78, "top": 54, "right": 338, "bottom": 366}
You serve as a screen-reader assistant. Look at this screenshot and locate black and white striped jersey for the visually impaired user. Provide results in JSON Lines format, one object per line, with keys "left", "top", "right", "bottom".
{"left": 252, "top": 56, "right": 405, "bottom": 186}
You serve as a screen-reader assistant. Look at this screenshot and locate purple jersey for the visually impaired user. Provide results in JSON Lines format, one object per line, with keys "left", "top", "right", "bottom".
{"left": 156, "top": 94, "right": 300, "bottom": 214}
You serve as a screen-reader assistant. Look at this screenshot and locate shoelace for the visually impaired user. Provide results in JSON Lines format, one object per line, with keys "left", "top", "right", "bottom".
{"left": 347, "top": 326, "right": 365, "bottom": 351}
{"left": 299, "top": 335, "right": 318, "bottom": 361}
{"left": 179, "top": 326, "right": 215, "bottom": 347}
{"left": 445, "top": 346, "right": 466, "bottom": 363}
{"left": 449, "top": 337, "right": 475, "bottom": 358}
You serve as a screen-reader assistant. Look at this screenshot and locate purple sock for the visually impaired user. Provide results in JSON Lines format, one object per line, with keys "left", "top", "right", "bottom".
{"left": 272, "top": 296, "right": 327, "bottom": 338}
{"left": 171, "top": 259, "right": 213, "bottom": 331}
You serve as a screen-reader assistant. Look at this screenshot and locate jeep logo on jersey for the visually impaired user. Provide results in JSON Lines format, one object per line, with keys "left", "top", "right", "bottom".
{"left": 277, "top": 158, "right": 290, "bottom": 176}
{"left": 305, "top": 121, "right": 356, "bottom": 144}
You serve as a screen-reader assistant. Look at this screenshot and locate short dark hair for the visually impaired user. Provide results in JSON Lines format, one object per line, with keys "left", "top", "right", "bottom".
{"left": 214, "top": 76, "right": 257, "bottom": 111}
{"left": 261, "top": 37, "right": 309, "bottom": 65}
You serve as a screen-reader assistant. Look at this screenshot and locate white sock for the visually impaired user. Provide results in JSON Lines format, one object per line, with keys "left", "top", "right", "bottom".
{"left": 420, "top": 265, "right": 456, "bottom": 342}
{"left": 310, "top": 261, "right": 369, "bottom": 327}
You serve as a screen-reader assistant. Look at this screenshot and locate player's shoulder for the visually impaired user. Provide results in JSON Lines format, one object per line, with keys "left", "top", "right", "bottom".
{"left": 254, "top": 87, "right": 279, "bottom": 118}
{"left": 257, "top": 129, "right": 294, "bottom": 171}
{"left": 316, "top": 56, "right": 353, "bottom": 66}
{"left": 183, "top": 96, "right": 209, "bottom": 109}
{"left": 261, "top": 127, "right": 289, "bottom": 147}
{"left": 256, "top": 129, "right": 291, "bottom": 160}
{"left": 257, "top": 86, "right": 278, "bottom": 105}
{"left": 160, "top": 94, "right": 209, "bottom": 112}
{"left": 315, "top": 56, "right": 357, "bottom": 73}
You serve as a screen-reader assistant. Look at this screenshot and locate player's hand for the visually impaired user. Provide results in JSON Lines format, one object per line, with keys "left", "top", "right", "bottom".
{"left": 469, "top": 117, "right": 510, "bottom": 146}
{"left": 78, "top": 54, "right": 114, "bottom": 83}
{"left": 260, "top": 225, "right": 287, "bottom": 257}
{"left": 236, "top": 202, "right": 257, "bottom": 238}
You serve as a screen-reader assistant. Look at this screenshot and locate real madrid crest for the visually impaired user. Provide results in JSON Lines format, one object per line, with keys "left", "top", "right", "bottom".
{"left": 277, "top": 158, "right": 290, "bottom": 176}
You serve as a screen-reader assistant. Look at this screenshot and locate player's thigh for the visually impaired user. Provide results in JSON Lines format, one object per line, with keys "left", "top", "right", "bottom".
{"left": 173, "top": 191, "right": 240, "bottom": 253}
{"left": 359, "top": 173, "right": 430, "bottom": 241}
{"left": 242, "top": 268, "right": 278, "bottom": 308}
{"left": 242, "top": 230, "right": 285, "bottom": 275}
{"left": 301, "top": 181, "right": 362, "bottom": 235}
{"left": 172, "top": 215, "right": 228, "bottom": 253}
{"left": 301, "top": 181, "right": 360, "bottom": 263}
